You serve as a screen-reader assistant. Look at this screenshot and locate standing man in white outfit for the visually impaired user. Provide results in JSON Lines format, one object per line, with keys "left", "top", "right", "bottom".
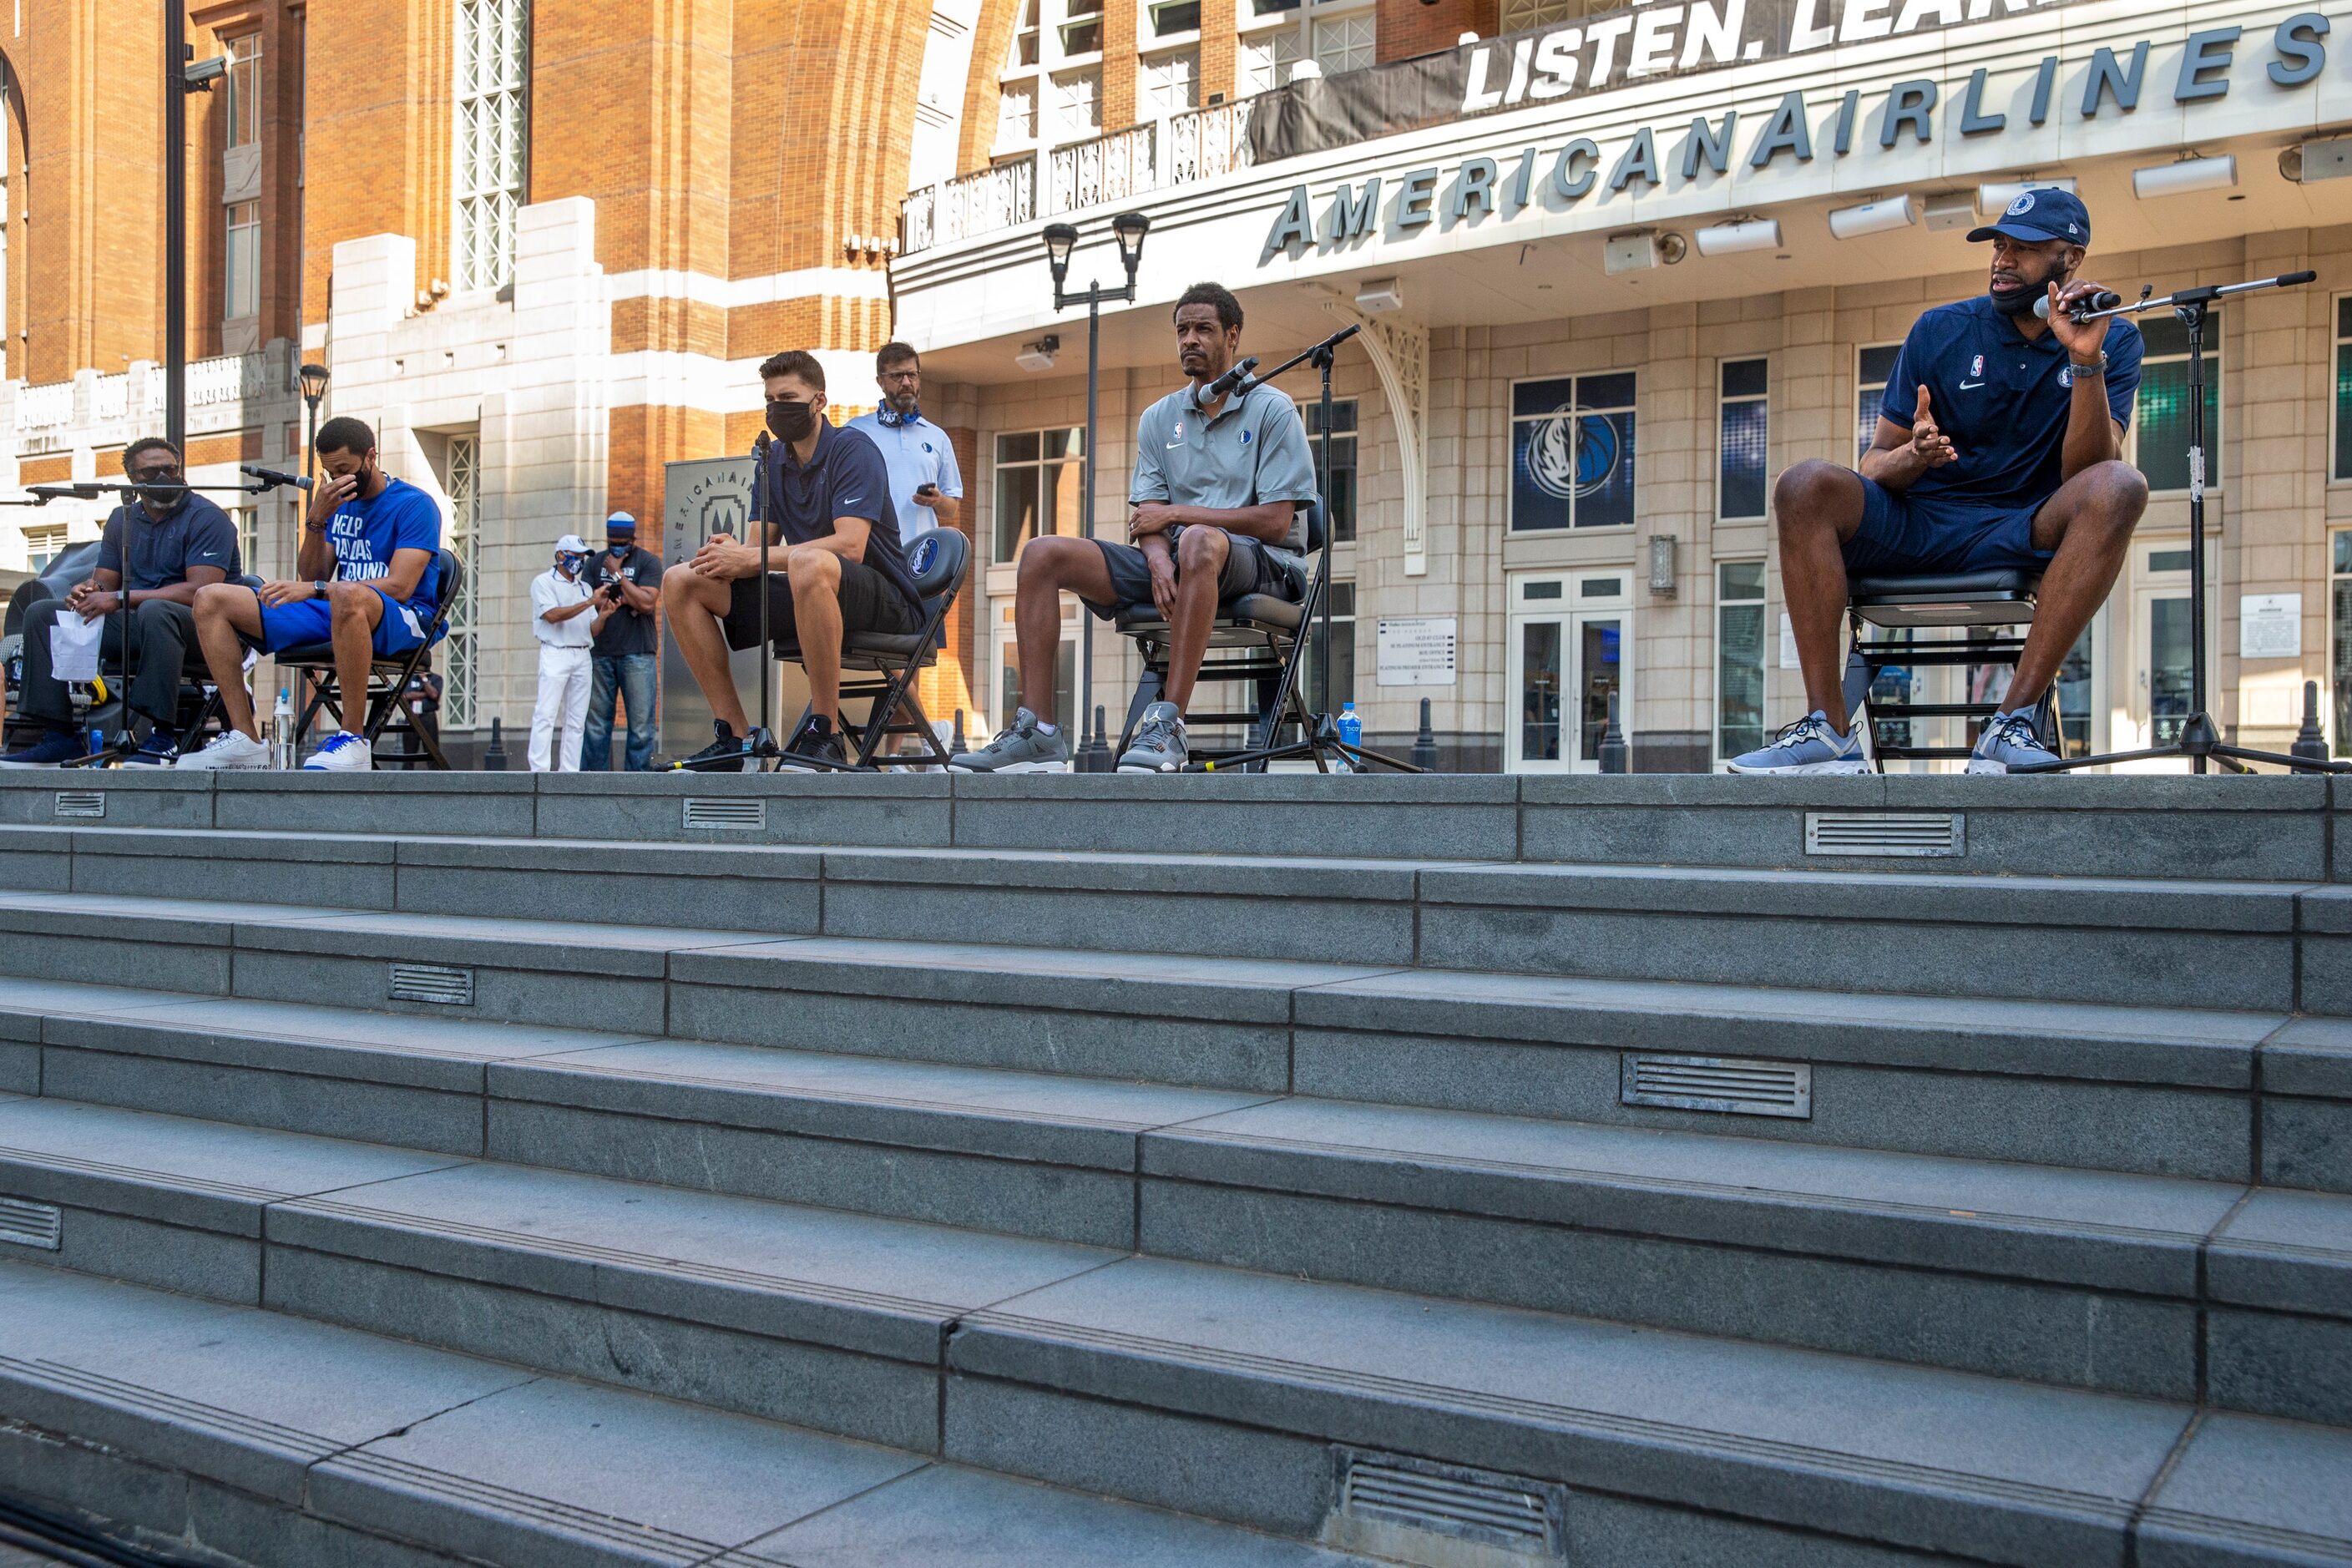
{"left": 529, "top": 535, "right": 609, "bottom": 771}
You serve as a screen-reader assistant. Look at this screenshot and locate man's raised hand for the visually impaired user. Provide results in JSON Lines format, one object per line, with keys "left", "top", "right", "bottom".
{"left": 1911, "top": 385, "right": 1957, "bottom": 468}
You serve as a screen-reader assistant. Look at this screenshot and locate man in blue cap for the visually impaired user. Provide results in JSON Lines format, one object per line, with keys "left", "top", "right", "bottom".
{"left": 1733, "top": 187, "right": 2148, "bottom": 776}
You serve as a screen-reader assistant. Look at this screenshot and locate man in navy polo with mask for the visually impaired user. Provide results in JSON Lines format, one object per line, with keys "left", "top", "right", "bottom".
{"left": 1733, "top": 188, "right": 2148, "bottom": 776}
{"left": 662, "top": 349, "right": 923, "bottom": 771}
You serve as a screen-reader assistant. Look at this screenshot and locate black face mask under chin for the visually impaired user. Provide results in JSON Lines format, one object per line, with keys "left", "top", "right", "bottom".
{"left": 766, "top": 402, "right": 817, "bottom": 443}
{"left": 1990, "top": 285, "right": 2041, "bottom": 317}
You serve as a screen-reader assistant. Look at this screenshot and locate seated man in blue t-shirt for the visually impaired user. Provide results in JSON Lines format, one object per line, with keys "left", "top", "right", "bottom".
{"left": 179, "top": 416, "right": 444, "bottom": 772}
{"left": 1730, "top": 188, "right": 2148, "bottom": 776}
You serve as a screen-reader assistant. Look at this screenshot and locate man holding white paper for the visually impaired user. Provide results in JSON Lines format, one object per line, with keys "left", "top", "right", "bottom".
{"left": 0, "top": 439, "right": 240, "bottom": 767}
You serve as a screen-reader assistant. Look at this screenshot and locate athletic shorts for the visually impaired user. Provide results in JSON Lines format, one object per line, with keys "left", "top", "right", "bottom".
{"left": 1842, "top": 475, "right": 2055, "bottom": 578}
{"left": 1080, "top": 528, "right": 1304, "bottom": 620}
{"left": 721, "top": 558, "right": 923, "bottom": 650}
{"left": 250, "top": 586, "right": 438, "bottom": 657}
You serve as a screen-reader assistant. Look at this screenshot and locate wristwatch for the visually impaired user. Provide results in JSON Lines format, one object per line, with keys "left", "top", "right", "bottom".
{"left": 2069, "top": 352, "right": 2107, "bottom": 376}
{"left": 312, "top": 579, "right": 329, "bottom": 595}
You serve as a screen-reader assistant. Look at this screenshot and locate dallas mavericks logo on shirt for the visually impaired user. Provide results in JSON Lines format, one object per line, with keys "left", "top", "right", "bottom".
{"left": 1242, "top": 429, "right": 1252, "bottom": 446}
{"left": 1526, "top": 401, "right": 1622, "bottom": 501}
{"left": 2059, "top": 367, "right": 2074, "bottom": 387}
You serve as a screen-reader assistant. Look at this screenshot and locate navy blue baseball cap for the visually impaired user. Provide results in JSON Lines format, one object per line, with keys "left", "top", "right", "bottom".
{"left": 1968, "top": 186, "right": 2090, "bottom": 245}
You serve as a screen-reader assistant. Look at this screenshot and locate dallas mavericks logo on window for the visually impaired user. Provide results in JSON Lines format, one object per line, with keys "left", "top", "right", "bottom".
{"left": 1526, "top": 406, "right": 1619, "bottom": 502}
{"left": 1510, "top": 374, "right": 1636, "bottom": 532}
{"left": 2006, "top": 191, "right": 2036, "bottom": 216}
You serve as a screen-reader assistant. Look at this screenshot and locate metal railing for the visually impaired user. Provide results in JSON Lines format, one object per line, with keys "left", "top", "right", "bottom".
{"left": 902, "top": 98, "right": 1257, "bottom": 255}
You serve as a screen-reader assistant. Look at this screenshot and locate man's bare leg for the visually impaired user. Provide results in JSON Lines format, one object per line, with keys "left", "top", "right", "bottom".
{"left": 192, "top": 584, "right": 269, "bottom": 740}
{"left": 1011, "top": 536, "right": 1116, "bottom": 722}
{"left": 324, "top": 583, "right": 387, "bottom": 734}
{"left": 2006, "top": 459, "right": 2148, "bottom": 708}
{"left": 1164, "top": 526, "right": 1229, "bottom": 712}
{"left": 1772, "top": 460, "right": 1870, "bottom": 731}
{"left": 662, "top": 568, "right": 751, "bottom": 733}
{"left": 786, "top": 546, "right": 842, "bottom": 722}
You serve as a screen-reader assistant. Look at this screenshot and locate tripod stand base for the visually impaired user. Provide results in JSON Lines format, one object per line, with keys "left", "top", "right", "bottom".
{"left": 2012, "top": 711, "right": 2352, "bottom": 775}
{"left": 1194, "top": 714, "right": 1424, "bottom": 773}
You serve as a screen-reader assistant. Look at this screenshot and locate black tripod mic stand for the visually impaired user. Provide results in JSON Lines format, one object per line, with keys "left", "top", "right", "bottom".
{"left": 1193, "top": 322, "right": 1421, "bottom": 774}
{"left": 2016, "top": 270, "right": 2348, "bottom": 775}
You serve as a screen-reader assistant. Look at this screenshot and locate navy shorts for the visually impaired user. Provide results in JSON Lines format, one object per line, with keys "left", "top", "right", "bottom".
{"left": 1842, "top": 476, "right": 2054, "bottom": 577}
{"left": 249, "top": 587, "right": 438, "bottom": 656}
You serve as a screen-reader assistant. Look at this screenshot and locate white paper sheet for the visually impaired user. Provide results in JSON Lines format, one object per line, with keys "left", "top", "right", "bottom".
{"left": 48, "top": 613, "right": 104, "bottom": 681}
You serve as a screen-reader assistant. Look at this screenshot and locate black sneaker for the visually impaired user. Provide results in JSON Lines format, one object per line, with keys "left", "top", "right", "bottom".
{"left": 777, "top": 716, "right": 852, "bottom": 772}
{"left": 121, "top": 729, "right": 181, "bottom": 767}
{"left": 677, "top": 721, "right": 756, "bottom": 773}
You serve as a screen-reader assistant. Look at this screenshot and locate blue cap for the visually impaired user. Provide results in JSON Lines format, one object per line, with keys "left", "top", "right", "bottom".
{"left": 604, "top": 511, "right": 636, "bottom": 534}
{"left": 1967, "top": 187, "right": 2090, "bottom": 246}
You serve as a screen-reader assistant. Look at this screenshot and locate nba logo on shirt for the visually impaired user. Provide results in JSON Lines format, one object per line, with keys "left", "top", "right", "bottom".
{"left": 1970, "top": 354, "right": 1983, "bottom": 377}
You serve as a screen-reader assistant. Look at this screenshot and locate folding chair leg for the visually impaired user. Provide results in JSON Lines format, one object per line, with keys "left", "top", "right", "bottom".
{"left": 1118, "top": 666, "right": 1161, "bottom": 753}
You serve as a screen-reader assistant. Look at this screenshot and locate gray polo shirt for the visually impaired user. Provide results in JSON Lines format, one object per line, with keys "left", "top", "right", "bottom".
{"left": 1129, "top": 379, "right": 1319, "bottom": 561}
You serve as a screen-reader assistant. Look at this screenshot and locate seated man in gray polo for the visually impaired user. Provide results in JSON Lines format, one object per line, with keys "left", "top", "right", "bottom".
{"left": 952, "top": 281, "right": 1317, "bottom": 774}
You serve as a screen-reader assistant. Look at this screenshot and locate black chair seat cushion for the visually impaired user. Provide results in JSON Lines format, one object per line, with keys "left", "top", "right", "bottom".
{"left": 1114, "top": 593, "right": 1306, "bottom": 635}
{"left": 275, "top": 642, "right": 434, "bottom": 672}
{"left": 1849, "top": 569, "right": 2040, "bottom": 602}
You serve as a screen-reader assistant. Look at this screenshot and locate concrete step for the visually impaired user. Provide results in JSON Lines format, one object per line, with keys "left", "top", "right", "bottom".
{"left": 0, "top": 769, "right": 2339, "bottom": 883}
{"left": 2, "top": 1092, "right": 2349, "bottom": 1429}
{"left": 0, "top": 1260, "right": 1375, "bottom": 1568}
{"left": 1, "top": 893, "right": 2342, "bottom": 1188}
{"left": 3, "top": 1122, "right": 2349, "bottom": 1568}
{"left": 0, "top": 824, "right": 2338, "bottom": 1009}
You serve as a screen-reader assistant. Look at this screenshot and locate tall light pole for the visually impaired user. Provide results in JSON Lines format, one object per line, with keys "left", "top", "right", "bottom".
{"left": 1042, "top": 210, "right": 1149, "bottom": 771}
{"left": 299, "top": 362, "right": 330, "bottom": 480}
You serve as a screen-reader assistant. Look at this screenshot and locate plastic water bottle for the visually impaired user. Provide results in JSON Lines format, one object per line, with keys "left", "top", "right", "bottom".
{"left": 271, "top": 688, "right": 294, "bottom": 769}
{"left": 1335, "top": 701, "right": 1362, "bottom": 771}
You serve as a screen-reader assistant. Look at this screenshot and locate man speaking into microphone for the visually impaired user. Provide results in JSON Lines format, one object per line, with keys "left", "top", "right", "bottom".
{"left": 1731, "top": 188, "right": 2148, "bottom": 776}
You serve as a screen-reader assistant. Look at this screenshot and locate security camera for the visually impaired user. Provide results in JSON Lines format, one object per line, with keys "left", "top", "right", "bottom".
{"left": 1015, "top": 335, "right": 1061, "bottom": 372}
{"left": 182, "top": 54, "right": 227, "bottom": 89}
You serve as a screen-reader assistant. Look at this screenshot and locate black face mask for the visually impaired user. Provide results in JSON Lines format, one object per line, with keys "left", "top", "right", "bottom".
{"left": 1989, "top": 285, "right": 2041, "bottom": 317}
{"left": 766, "top": 401, "right": 817, "bottom": 443}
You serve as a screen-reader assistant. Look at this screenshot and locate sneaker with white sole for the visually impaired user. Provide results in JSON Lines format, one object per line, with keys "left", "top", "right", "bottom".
{"left": 949, "top": 708, "right": 1070, "bottom": 774}
{"left": 175, "top": 730, "right": 272, "bottom": 771}
{"left": 1968, "top": 710, "right": 2061, "bottom": 775}
{"left": 302, "top": 731, "right": 374, "bottom": 771}
{"left": 1725, "top": 711, "right": 1869, "bottom": 775}
{"left": 1117, "top": 701, "right": 1189, "bottom": 773}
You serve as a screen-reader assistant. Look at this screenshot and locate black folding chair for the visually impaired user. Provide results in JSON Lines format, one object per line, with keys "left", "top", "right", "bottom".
{"left": 1112, "top": 502, "right": 1323, "bottom": 766}
{"left": 1840, "top": 569, "right": 2058, "bottom": 771}
{"left": 276, "top": 548, "right": 463, "bottom": 771}
{"left": 774, "top": 528, "right": 970, "bottom": 769}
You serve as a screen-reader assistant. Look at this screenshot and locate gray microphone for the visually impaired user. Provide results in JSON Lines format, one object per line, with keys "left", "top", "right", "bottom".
{"left": 2034, "top": 289, "right": 2123, "bottom": 323}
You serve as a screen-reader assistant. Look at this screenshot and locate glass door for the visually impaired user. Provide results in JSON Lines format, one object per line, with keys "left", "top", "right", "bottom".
{"left": 2124, "top": 541, "right": 2212, "bottom": 759}
{"left": 1508, "top": 573, "right": 1631, "bottom": 772}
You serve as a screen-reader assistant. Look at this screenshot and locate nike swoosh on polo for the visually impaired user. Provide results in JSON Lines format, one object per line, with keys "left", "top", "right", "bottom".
{"left": 1958, "top": 380, "right": 1985, "bottom": 390}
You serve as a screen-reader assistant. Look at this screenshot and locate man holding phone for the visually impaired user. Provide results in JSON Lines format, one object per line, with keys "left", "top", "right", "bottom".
{"left": 581, "top": 511, "right": 665, "bottom": 770}
{"left": 846, "top": 342, "right": 962, "bottom": 547}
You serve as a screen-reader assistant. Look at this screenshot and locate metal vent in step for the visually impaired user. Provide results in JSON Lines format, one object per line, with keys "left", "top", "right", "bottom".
{"left": 1328, "top": 1449, "right": 1564, "bottom": 1563}
{"left": 1622, "top": 1052, "right": 1812, "bottom": 1119}
{"left": 684, "top": 797, "right": 766, "bottom": 830}
{"left": 388, "top": 963, "right": 475, "bottom": 1007}
{"left": 52, "top": 791, "right": 105, "bottom": 820}
{"left": 1805, "top": 810, "right": 1962, "bottom": 857}
{"left": 0, "top": 1198, "right": 62, "bottom": 1251}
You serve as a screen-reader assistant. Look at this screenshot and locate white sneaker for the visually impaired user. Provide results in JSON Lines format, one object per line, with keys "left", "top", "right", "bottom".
{"left": 302, "top": 731, "right": 374, "bottom": 771}
{"left": 175, "top": 730, "right": 273, "bottom": 770}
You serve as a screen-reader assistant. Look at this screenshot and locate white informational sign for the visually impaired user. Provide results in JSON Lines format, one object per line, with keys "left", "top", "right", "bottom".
{"left": 1779, "top": 612, "right": 1800, "bottom": 670}
{"left": 1376, "top": 617, "right": 1458, "bottom": 686}
{"left": 2239, "top": 593, "right": 2301, "bottom": 659}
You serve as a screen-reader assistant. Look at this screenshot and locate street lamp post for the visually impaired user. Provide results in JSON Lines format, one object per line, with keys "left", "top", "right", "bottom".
{"left": 166, "top": 18, "right": 227, "bottom": 449}
{"left": 299, "top": 362, "right": 330, "bottom": 488}
{"left": 1042, "top": 211, "right": 1149, "bottom": 771}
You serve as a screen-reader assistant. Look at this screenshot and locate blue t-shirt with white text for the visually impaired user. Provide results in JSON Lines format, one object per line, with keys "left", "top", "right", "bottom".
{"left": 326, "top": 477, "right": 443, "bottom": 610}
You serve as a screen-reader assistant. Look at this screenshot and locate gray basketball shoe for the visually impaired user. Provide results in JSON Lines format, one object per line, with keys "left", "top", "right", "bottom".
{"left": 949, "top": 707, "right": 1070, "bottom": 773}
{"left": 1117, "top": 701, "right": 1189, "bottom": 773}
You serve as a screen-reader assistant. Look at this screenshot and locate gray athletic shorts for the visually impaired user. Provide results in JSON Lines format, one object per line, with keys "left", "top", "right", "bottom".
{"left": 1080, "top": 527, "right": 1302, "bottom": 620}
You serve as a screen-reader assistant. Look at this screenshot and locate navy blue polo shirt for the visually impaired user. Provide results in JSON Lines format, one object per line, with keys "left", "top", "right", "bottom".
{"left": 1881, "top": 296, "right": 2144, "bottom": 515}
{"left": 760, "top": 421, "right": 921, "bottom": 609}
{"left": 96, "top": 493, "right": 241, "bottom": 591}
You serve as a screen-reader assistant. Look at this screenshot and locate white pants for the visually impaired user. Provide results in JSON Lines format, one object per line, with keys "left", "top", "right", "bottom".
{"left": 529, "top": 645, "right": 592, "bottom": 771}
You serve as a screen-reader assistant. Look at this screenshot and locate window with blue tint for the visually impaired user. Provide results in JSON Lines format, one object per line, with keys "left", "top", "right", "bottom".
{"left": 2336, "top": 299, "right": 2352, "bottom": 482}
{"left": 1719, "top": 358, "right": 1768, "bottom": 520}
{"left": 1510, "top": 372, "right": 1636, "bottom": 531}
{"left": 1299, "top": 398, "right": 1358, "bottom": 543}
{"left": 2335, "top": 529, "right": 2352, "bottom": 755}
{"left": 1856, "top": 344, "right": 1901, "bottom": 461}
{"left": 2134, "top": 311, "right": 2222, "bottom": 493}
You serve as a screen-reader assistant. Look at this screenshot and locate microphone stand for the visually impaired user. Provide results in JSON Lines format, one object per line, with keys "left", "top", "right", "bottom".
{"left": 1192, "top": 323, "right": 1421, "bottom": 773}
{"left": 7, "top": 477, "right": 281, "bottom": 768}
{"left": 2014, "top": 269, "right": 2348, "bottom": 775}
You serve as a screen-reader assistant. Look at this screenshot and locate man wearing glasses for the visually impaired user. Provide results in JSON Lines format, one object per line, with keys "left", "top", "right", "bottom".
{"left": 0, "top": 438, "right": 240, "bottom": 766}
{"left": 662, "top": 350, "right": 923, "bottom": 771}
{"left": 845, "top": 342, "right": 963, "bottom": 548}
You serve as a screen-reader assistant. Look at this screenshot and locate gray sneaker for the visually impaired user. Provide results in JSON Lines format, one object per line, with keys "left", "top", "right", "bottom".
{"left": 1725, "top": 711, "right": 1869, "bottom": 775}
{"left": 1117, "top": 701, "right": 1188, "bottom": 773}
{"left": 949, "top": 707, "right": 1070, "bottom": 773}
{"left": 1967, "top": 710, "right": 2060, "bottom": 774}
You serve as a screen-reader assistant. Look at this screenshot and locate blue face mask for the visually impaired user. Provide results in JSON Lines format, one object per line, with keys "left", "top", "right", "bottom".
{"left": 557, "top": 553, "right": 586, "bottom": 575}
